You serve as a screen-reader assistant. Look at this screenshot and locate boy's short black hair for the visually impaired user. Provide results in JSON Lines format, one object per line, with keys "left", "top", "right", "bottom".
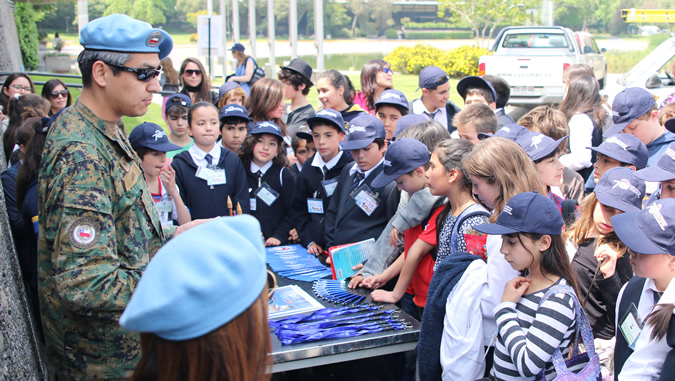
{"left": 134, "top": 146, "right": 154, "bottom": 160}
{"left": 465, "top": 87, "right": 495, "bottom": 105}
{"left": 166, "top": 104, "right": 189, "bottom": 116}
{"left": 373, "top": 137, "right": 386, "bottom": 149}
{"left": 278, "top": 67, "right": 313, "bottom": 96}
{"left": 220, "top": 116, "right": 249, "bottom": 126}
{"left": 291, "top": 135, "right": 304, "bottom": 152}
{"left": 534, "top": 148, "right": 561, "bottom": 164}
{"left": 375, "top": 103, "right": 409, "bottom": 117}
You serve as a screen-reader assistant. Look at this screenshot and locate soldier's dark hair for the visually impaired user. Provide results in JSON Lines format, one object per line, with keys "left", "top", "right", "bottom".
{"left": 78, "top": 50, "right": 133, "bottom": 87}
{"left": 277, "top": 67, "right": 313, "bottom": 96}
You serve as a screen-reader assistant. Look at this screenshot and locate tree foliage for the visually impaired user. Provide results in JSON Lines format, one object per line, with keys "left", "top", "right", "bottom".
{"left": 15, "top": 2, "right": 42, "bottom": 70}
{"left": 437, "top": 0, "right": 538, "bottom": 47}
{"left": 104, "top": 0, "right": 168, "bottom": 24}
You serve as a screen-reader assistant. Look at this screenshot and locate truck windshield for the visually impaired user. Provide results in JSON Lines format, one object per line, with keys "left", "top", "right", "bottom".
{"left": 501, "top": 33, "right": 568, "bottom": 49}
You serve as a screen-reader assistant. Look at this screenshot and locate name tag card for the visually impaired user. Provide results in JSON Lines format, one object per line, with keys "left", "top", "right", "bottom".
{"left": 321, "top": 178, "right": 339, "bottom": 197}
{"left": 307, "top": 198, "right": 324, "bottom": 214}
{"left": 255, "top": 182, "right": 280, "bottom": 207}
{"left": 620, "top": 303, "right": 644, "bottom": 350}
{"left": 196, "top": 165, "right": 227, "bottom": 186}
{"left": 350, "top": 184, "right": 379, "bottom": 216}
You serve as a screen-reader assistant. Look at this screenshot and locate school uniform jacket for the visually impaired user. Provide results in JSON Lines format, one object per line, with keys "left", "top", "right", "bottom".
{"left": 171, "top": 147, "right": 250, "bottom": 219}
{"left": 247, "top": 164, "right": 296, "bottom": 244}
{"left": 324, "top": 162, "right": 400, "bottom": 248}
{"left": 495, "top": 108, "right": 515, "bottom": 128}
{"left": 291, "top": 152, "right": 354, "bottom": 249}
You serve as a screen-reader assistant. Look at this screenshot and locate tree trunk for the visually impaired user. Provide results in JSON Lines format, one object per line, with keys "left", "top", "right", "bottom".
{"left": 351, "top": 14, "right": 358, "bottom": 38}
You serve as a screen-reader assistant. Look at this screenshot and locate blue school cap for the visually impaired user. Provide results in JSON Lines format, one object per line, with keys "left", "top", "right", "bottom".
{"left": 129, "top": 122, "right": 182, "bottom": 152}
{"left": 417, "top": 66, "right": 449, "bottom": 90}
{"left": 393, "top": 114, "right": 427, "bottom": 139}
{"left": 250, "top": 121, "right": 283, "bottom": 139}
{"left": 516, "top": 131, "right": 567, "bottom": 162}
{"left": 371, "top": 138, "right": 430, "bottom": 188}
{"left": 229, "top": 42, "right": 245, "bottom": 52}
{"left": 474, "top": 192, "right": 564, "bottom": 236}
{"left": 374, "top": 89, "right": 409, "bottom": 111}
{"left": 219, "top": 104, "right": 250, "bottom": 122}
{"left": 635, "top": 142, "right": 675, "bottom": 182}
{"left": 604, "top": 87, "right": 656, "bottom": 137}
{"left": 342, "top": 114, "right": 386, "bottom": 150}
{"left": 218, "top": 82, "right": 241, "bottom": 100}
{"left": 80, "top": 14, "right": 173, "bottom": 60}
{"left": 307, "top": 109, "right": 346, "bottom": 133}
{"left": 588, "top": 133, "right": 648, "bottom": 169}
{"left": 612, "top": 198, "right": 675, "bottom": 255}
{"left": 164, "top": 93, "right": 192, "bottom": 113}
{"left": 456, "top": 76, "right": 497, "bottom": 103}
{"left": 595, "top": 167, "right": 646, "bottom": 212}
{"left": 295, "top": 125, "right": 313, "bottom": 141}
{"left": 119, "top": 216, "right": 267, "bottom": 340}
{"left": 478, "top": 123, "right": 529, "bottom": 141}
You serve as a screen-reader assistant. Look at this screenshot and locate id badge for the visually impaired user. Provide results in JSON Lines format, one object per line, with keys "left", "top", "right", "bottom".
{"left": 619, "top": 303, "right": 644, "bottom": 350}
{"left": 321, "top": 178, "right": 339, "bottom": 197}
{"left": 254, "top": 182, "right": 280, "bottom": 207}
{"left": 307, "top": 198, "right": 324, "bottom": 214}
{"left": 155, "top": 197, "right": 174, "bottom": 226}
{"left": 351, "top": 184, "right": 379, "bottom": 216}
{"left": 250, "top": 197, "right": 257, "bottom": 211}
{"left": 205, "top": 165, "right": 226, "bottom": 186}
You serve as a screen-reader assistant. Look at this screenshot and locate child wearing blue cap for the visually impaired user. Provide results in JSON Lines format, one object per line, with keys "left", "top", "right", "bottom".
{"left": 129, "top": 122, "right": 191, "bottom": 227}
{"left": 374, "top": 89, "right": 409, "bottom": 141}
{"left": 240, "top": 121, "right": 296, "bottom": 247}
{"left": 324, "top": 114, "right": 400, "bottom": 250}
{"left": 410, "top": 66, "right": 462, "bottom": 133}
{"left": 290, "top": 109, "right": 353, "bottom": 255}
{"left": 611, "top": 199, "right": 675, "bottom": 380}
{"left": 567, "top": 168, "right": 645, "bottom": 342}
{"left": 171, "top": 102, "right": 250, "bottom": 219}
{"left": 164, "top": 93, "right": 194, "bottom": 159}
{"left": 636, "top": 142, "right": 675, "bottom": 206}
{"left": 218, "top": 104, "right": 250, "bottom": 154}
{"left": 216, "top": 82, "right": 246, "bottom": 109}
{"left": 120, "top": 216, "right": 271, "bottom": 381}
{"left": 474, "top": 192, "right": 586, "bottom": 380}
{"left": 583, "top": 133, "right": 648, "bottom": 193}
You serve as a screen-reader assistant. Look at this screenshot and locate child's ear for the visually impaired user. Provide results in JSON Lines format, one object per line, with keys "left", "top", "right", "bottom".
{"left": 628, "top": 165, "right": 637, "bottom": 171}
{"left": 651, "top": 109, "right": 660, "bottom": 122}
{"left": 446, "top": 168, "right": 458, "bottom": 183}
{"left": 538, "top": 235, "right": 552, "bottom": 252}
{"left": 338, "top": 132, "right": 345, "bottom": 142}
{"left": 413, "top": 167, "right": 425, "bottom": 177}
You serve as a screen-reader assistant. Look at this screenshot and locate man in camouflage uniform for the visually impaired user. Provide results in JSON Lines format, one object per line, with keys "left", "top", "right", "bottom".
{"left": 37, "top": 15, "right": 198, "bottom": 379}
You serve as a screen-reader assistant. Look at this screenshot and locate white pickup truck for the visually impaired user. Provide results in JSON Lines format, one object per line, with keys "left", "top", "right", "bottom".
{"left": 479, "top": 26, "right": 607, "bottom": 107}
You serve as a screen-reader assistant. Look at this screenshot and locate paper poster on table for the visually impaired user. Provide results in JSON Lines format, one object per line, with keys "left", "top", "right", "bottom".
{"left": 268, "top": 285, "right": 324, "bottom": 319}
{"left": 328, "top": 238, "right": 376, "bottom": 281}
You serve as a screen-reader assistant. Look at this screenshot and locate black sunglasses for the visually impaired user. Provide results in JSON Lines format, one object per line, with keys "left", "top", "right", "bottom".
{"left": 104, "top": 62, "right": 163, "bottom": 82}
{"left": 185, "top": 69, "right": 202, "bottom": 76}
{"left": 50, "top": 90, "right": 69, "bottom": 99}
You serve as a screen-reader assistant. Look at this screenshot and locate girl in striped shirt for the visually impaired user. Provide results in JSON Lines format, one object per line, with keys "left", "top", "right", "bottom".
{"left": 475, "top": 192, "right": 582, "bottom": 380}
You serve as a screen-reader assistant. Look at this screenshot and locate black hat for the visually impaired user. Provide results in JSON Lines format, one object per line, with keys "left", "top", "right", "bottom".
{"left": 281, "top": 58, "right": 314, "bottom": 85}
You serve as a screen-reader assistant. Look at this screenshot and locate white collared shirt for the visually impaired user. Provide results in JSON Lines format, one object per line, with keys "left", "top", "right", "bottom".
{"left": 311, "top": 150, "right": 344, "bottom": 173}
{"left": 188, "top": 144, "right": 221, "bottom": 167}
{"left": 348, "top": 157, "right": 385, "bottom": 187}
{"left": 250, "top": 160, "right": 285, "bottom": 186}
{"left": 411, "top": 98, "right": 447, "bottom": 128}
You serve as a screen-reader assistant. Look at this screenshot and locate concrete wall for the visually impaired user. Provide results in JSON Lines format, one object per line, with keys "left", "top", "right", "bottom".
{"left": 0, "top": 0, "right": 24, "bottom": 72}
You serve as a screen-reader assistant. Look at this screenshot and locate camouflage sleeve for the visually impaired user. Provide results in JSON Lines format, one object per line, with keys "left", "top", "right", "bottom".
{"left": 43, "top": 144, "right": 142, "bottom": 317}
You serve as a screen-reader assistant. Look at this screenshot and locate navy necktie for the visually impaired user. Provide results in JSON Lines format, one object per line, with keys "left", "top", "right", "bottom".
{"left": 348, "top": 172, "right": 365, "bottom": 198}
{"left": 204, "top": 153, "right": 213, "bottom": 165}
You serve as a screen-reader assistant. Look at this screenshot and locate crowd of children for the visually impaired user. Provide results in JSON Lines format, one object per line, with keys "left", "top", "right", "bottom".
{"left": 4, "top": 52, "right": 675, "bottom": 380}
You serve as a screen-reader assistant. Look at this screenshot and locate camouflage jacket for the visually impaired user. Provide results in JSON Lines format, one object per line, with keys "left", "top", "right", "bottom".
{"left": 37, "top": 100, "right": 175, "bottom": 380}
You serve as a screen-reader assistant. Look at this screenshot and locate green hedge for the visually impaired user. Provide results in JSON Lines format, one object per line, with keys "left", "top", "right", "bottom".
{"left": 15, "top": 2, "right": 41, "bottom": 70}
{"left": 403, "top": 31, "right": 473, "bottom": 40}
{"left": 385, "top": 28, "right": 398, "bottom": 39}
{"left": 404, "top": 22, "right": 455, "bottom": 30}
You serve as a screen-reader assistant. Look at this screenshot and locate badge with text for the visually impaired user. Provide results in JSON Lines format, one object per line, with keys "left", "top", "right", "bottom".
{"left": 619, "top": 303, "right": 644, "bottom": 350}
{"left": 307, "top": 198, "right": 324, "bottom": 214}
{"left": 350, "top": 184, "right": 379, "bottom": 216}
{"left": 321, "top": 178, "right": 339, "bottom": 197}
{"left": 154, "top": 196, "right": 174, "bottom": 226}
{"left": 250, "top": 197, "right": 257, "bottom": 211}
{"left": 254, "top": 182, "right": 280, "bottom": 207}
{"left": 196, "top": 165, "right": 227, "bottom": 186}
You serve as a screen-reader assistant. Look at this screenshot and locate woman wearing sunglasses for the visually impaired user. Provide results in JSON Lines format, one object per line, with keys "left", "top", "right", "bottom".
{"left": 179, "top": 58, "right": 217, "bottom": 105}
{"left": 41, "top": 79, "right": 72, "bottom": 116}
{"left": 353, "top": 59, "right": 394, "bottom": 115}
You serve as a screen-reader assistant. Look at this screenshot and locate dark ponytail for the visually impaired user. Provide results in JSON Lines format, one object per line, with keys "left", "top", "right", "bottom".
{"left": 646, "top": 304, "right": 675, "bottom": 341}
{"left": 15, "top": 117, "right": 48, "bottom": 211}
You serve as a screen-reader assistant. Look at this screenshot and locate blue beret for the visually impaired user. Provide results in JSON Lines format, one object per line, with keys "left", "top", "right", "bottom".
{"left": 119, "top": 216, "right": 267, "bottom": 340}
{"left": 80, "top": 14, "right": 173, "bottom": 60}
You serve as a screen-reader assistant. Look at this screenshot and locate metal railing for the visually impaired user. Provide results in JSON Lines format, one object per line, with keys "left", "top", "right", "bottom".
{"left": 0, "top": 72, "right": 182, "bottom": 95}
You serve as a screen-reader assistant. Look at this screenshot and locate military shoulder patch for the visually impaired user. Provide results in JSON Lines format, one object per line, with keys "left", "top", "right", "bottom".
{"left": 69, "top": 217, "right": 100, "bottom": 250}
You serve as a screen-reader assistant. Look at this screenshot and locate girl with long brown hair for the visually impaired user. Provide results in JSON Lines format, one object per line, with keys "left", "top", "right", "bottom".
{"left": 353, "top": 59, "right": 393, "bottom": 114}
{"left": 245, "top": 78, "right": 288, "bottom": 137}
{"left": 179, "top": 57, "right": 217, "bottom": 105}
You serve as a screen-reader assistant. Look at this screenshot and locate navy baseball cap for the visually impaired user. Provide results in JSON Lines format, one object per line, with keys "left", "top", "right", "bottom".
{"left": 371, "top": 138, "right": 430, "bottom": 188}
{"left": 219, "top": 104, "right": 250, "bottom": 122}
{"left": 281, "top": 58, "right": 314, "bottom": 84}
{"left": 250, "top": 121, "right": 283, "bottom": 139}
{"left": 474, "top": 192, "right": 564, "bottom": 236}
{"left": 595, "top": 167, "right": 646, "bottom": 212}
{"left": 164, "top": 93, "right": 192, "bottom": 113}
{"left": 516, "top": 131, "right": 567, "bottom": 162}
{"left": 665, "top": 117, "right": 675, "bottom": 133}
{"left": 295, "top": 125, "right": 313, "bottom": 141}
{"left": 479, "top": 123, "right": 529, "bottom": 141}
{"left": 218, "top": 82, "right": 241, "bottom": 99}
{"left": 417, "top": 66, "right": 449, "bottom": 90}
{"left": 605, "top": 87, "right": 656, "bottom": 137}
{"left": 342, "top": 114, "right": 386, "bottom": 150}
{"left": 393, "top": 114, "right": 427, "bottom": 139}
{"left": 129, "top": 122, "right": 181, "bottom": 152}
{"left": 229, "top": 43, "right": 245, "bottom": 52}
{"left": 374, "top": 89, "right": 409, "bottom": 111}
{"left": 588, "top": 133, "right": 648, "bottom": 170}
{"left": 636, "top": 142, "right": 675, "bottom": 182}
{"left": 612, "top": 198, "right": 675, "bottom": 255}
{"left": 307, "top": 109, "right": 346, "bottom": 133}
{"left": 457, "top": 76, "right": 497, "bottom": 104}
{"left": 80, "top": 14, "right": 173, "bottom": 60}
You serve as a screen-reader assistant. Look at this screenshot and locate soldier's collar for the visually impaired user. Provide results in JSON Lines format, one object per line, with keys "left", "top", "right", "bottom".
{"left": 73, "top": 100, "right": 119, "bottom": 140}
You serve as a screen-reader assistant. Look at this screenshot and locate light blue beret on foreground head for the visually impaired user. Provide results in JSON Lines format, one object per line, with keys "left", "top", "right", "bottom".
{"left": 119, "top": 215, "right": 267, "bottom": 341}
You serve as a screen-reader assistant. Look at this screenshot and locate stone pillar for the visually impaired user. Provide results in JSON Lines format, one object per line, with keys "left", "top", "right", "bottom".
{"left": 0, "top": 0, "right": 23, "bottom": 72}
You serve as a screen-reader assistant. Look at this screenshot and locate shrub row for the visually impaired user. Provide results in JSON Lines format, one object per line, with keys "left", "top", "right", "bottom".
{"left": 403, "top": 31, "right": 473, "bottom": 40}
{"left": 385, "top": 44, "right": 490, "bottom": 77}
